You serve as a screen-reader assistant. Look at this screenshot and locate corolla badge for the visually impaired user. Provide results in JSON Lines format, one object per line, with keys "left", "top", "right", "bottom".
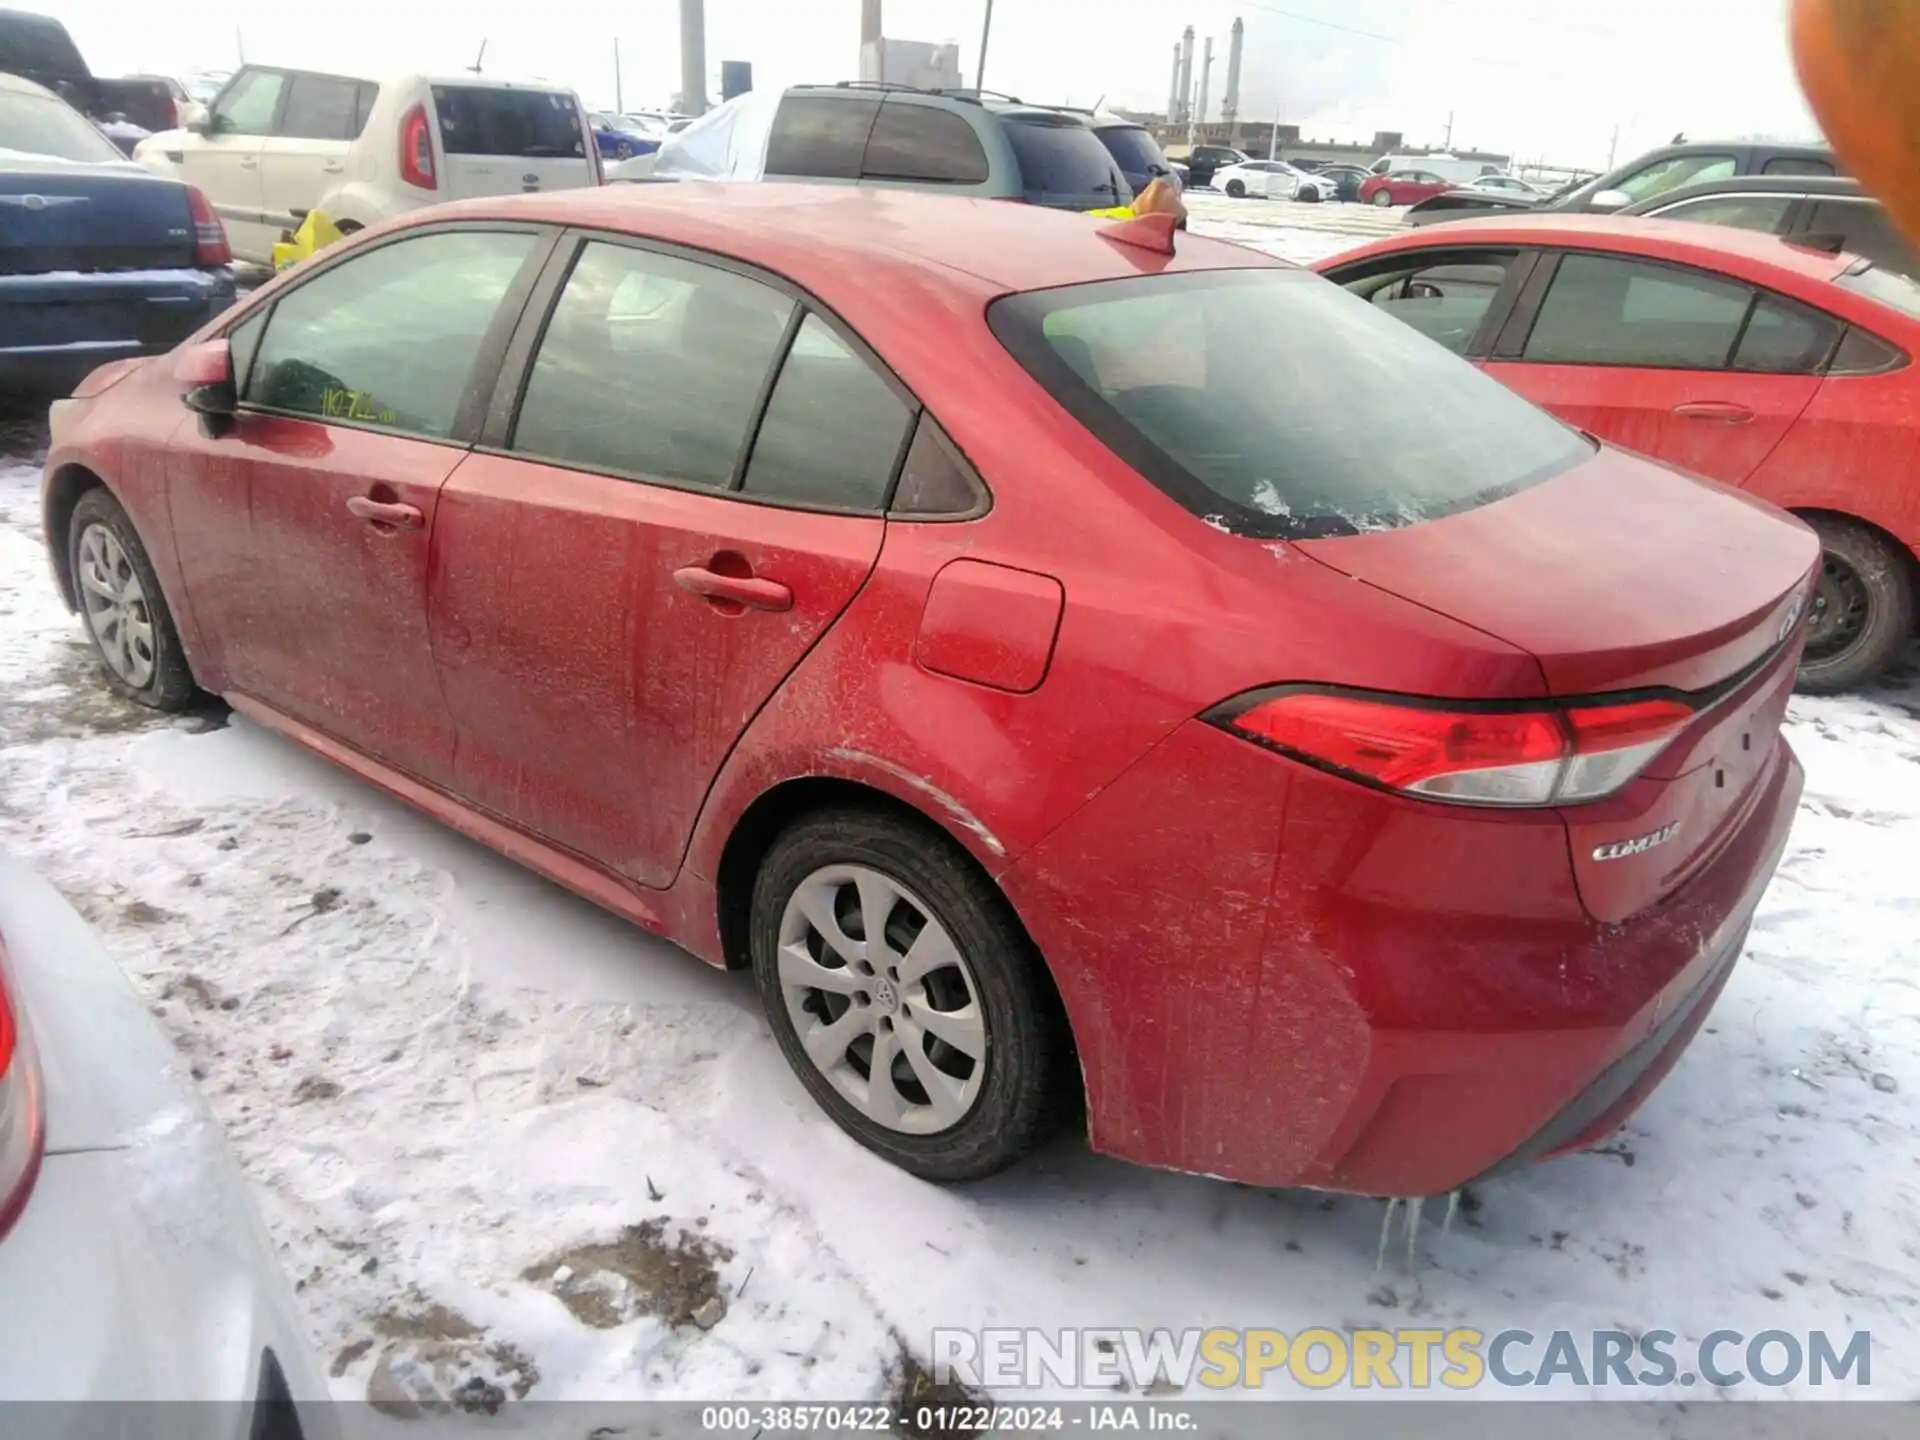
{"left": 1592, "top": 823, "right": 1681, "bottom": 862}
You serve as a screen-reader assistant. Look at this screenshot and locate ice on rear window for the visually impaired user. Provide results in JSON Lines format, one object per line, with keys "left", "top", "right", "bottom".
{"left": 431, "top": 86, "right": 586, "bottom": 158}
{"left": 989, "top": 268, "right": 1591, "bottom": 539}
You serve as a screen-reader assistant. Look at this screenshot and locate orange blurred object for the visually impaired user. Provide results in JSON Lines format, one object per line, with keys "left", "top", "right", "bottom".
{"left": 1792, "top": 0, "right": 1920, "bottom": 246}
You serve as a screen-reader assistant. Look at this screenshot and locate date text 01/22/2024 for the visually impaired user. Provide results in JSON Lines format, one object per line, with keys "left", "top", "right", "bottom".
{"left": 698, "top": 1404, "right": 1191, "bottom": 1432}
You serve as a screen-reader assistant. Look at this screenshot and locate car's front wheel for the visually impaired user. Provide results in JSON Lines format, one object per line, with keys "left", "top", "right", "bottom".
{"left": 1373, "top": 189, "right": 1395, "bottom": 207}
{"left": 750, "top": 808, "right": 1065, "bottom": 1181}
{"left": 1224, "top": 179, "right": 1246, "bottom": 198}
{"left": 1798, "top": 514, "right": 1916, "bottom": 693}
{"left": 616, "top": 140, "right": 634, "bottom": 159}
{"left": 67, "top": 487, "right": 198, "bottom": 710}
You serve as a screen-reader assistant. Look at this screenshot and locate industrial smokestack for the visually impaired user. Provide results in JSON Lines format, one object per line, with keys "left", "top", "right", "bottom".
{"left": 1223, "top": 16, "right": 1244, "bottom": 123}
{"left": 680, "top": 0, "right": 708, "bottom": 114}
{"left": 1176, "top": 26, "right": 1194, "bottom": 126}
{"left": 1196, "top": 35, "right": 1213, "bottom": 129}
{"left": 861, "top": 0, "right": 882, "bottom": 49}
{"left": 1168, "top": 42, "right": 1182, "bottom": 125}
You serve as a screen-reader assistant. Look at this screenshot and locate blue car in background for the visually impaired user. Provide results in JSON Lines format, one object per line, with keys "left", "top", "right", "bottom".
{"left": 1, "top": 71, "right": 235, "bottom": 395}
{"left": 589, "top": 111, "right": 664, "bottom": 161}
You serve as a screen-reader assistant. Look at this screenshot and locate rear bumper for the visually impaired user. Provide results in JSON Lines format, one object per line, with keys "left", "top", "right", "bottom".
{"left": 0, "top": 267, "right": 235, "bottom": 395}
{"left": 1004, "top": 720, "right": 1803, "bottom": 1196}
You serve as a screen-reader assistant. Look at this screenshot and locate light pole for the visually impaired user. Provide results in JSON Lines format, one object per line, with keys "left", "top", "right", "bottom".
{"left": 977, "top": 0, "right": 994, "bottom": 91}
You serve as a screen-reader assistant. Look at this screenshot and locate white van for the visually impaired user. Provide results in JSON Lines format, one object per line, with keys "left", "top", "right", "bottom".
{"left": 1368, "top": 152, "right": 1498, "bottom": 186}
{"left": 134, "top": 67, "right": 599, "bottom": 264}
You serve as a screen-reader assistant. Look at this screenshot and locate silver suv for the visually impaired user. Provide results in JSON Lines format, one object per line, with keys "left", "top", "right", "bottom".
{"left": 638, "top": 82, "right": 1130, "bottom": 211}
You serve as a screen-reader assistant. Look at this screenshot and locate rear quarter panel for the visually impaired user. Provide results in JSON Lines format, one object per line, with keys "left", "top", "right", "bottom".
{"left": 1746, "top": 369, "right": 1920, "bottom": 548}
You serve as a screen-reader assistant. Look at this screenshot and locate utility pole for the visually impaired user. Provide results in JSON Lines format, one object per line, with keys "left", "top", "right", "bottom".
{"left": 679, "top": 0, "right": 708, "bottom": 115}
{"left": 1269, "top": 100, "right": 1280, "bottom": 161}
{"left": 1607, "top": 122, "right": 1620, "bottom": 169}
{"left": 614, "top": 38, "right": 623, "bottom": 112}
{"left": 1443, "top": 110, "right": 1454, "bottom": 149}
{"left": 235, "top": 25, "right": 245, "bottom": 63}
{"left": 976, "top": 0, "right": 994, "bottom": 91}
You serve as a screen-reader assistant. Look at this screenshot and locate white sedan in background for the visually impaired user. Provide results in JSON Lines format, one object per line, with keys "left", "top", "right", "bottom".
{"left": 1209, "top": 158, "right": 1328, "bottom": 201}
{"left": 0, "top": 859, "right": 330, "bottom": 1426}
{"left": 1463, "top": 173, "right": 1549, "bottom": 197}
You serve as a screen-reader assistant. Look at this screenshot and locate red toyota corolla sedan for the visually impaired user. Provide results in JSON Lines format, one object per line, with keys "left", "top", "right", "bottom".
{"left": 1316, "top": 216, "right": 1920, "bottom": 692}
{"left": 41, "top": 186, "right": 1815, "bottom": 1197}
{"left": 1359, "top": 169, "right": 1455, "bottom": 208}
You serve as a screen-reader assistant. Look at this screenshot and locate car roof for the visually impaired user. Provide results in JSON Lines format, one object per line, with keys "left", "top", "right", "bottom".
{"left": 425, "top": 181, "right": 1285, "bottom": 296}
{"left": 1334, "top": 213, "right": 1858, "bottom": 286}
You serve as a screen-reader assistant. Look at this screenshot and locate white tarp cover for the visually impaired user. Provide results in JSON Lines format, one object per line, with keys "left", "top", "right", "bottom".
{"left": 651, "top": 89, "right": 782, "bottom": 181}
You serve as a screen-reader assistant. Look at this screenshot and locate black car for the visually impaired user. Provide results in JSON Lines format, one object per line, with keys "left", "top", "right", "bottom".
{"left": 1307, "top": 163, "right": 1370, "bottom": 204}
{"left": 1070, "top": 113, "right": 1184, "bottom": 196}
{"left": 1180, "top": 143, "right": 1250, "bottom": 189}
{"left": 1619, "top": 174, "right": 1917, "bottom": 278}
{"left": 1408, "top": 140, "right": 1841, "bottom": 225}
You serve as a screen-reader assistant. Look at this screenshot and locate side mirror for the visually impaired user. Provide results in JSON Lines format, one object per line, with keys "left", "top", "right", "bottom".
{"left": 176, "top": 339, "right": 237, "bottom": 436}
{"left": 1588, "top": 188, "right": 1632, "bottom": 213}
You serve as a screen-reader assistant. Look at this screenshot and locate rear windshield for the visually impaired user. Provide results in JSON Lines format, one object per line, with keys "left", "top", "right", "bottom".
{"left": 431, "top": 86, "right": 586, "bottom": 158}
{"left": 1095, "top": 125, "right": 1165, "bottom": 176}
{"left": 988, "top": 268, "right": 1592, "bottom": 539}
{"left": 1002, "top": 115, "right": 1125, "bottom": 206}
{"left": 0, "top": 90, "right": 125, "bottom": 164}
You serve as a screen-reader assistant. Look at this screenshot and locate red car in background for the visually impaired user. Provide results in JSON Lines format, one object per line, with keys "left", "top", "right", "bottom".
{"left": 1360, "top": 168, "right": 1454, "bottom": 208}
{"left": 1317, "top": 216, "right": 1920, "bottom": 691}
{"left": 41, "top": 187, "right": 1813, "bottom": 1198}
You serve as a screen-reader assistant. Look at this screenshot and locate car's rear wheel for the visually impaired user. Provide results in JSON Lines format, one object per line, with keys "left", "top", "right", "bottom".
{"left": 1373, "top": 189, "right": 1396, "bottom": 207}
{"left": 615, "top": 140, "right": 633, "bottom": 159}
{"left": 68, "top": 488, "right": 197, "bottom": 710}
{"left": 1225, "top": 179, "right": 1246, "bottom": 198}
{"left": 749, "top": 808, "right": 1063, "bottom": 1181}
{"left": 1298, "top": 187, "right": 1322, "bottom": 203}
{"left": 1798, "top": 515, "right": 1916, "bottom": 693}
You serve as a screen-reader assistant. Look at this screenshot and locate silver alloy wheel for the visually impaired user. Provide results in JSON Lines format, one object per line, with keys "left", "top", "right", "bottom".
{"left": 76, "top": 523, "right": 156, "bottom": 689}
{"left": 777, "top": 863, "right": 988, "bottom": 1135}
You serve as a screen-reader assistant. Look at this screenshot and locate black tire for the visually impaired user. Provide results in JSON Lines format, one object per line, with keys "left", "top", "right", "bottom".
{"left": 1298, "top": 187, "right": 1322, "bottom": 203}
{"left": 615, "top": 140, "right": 633, "bottom": 159}
{"left": 1225, "top": 179, "right": 1246, "bottom": 198}
{"left": 1373, "top": 189, "right": 1396, "bottom": 207}
{"left": 749, "top": 807, "right": 1066, "bottom": 1182}
{"left": 67, "top": 487, "right": 199, "bottom": 711}
{"left": 1797, "top": 515, "right": 1917, "bottom": 694}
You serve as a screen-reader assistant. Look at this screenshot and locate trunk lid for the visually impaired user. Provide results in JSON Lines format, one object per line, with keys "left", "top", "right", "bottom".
{"left": 430, "top": 83, "right": 595, "bottom": 201}
{"left": 0, "top": 161, "right": 195, "bottom": 274}
{"left": 1297, "top": 444, "right": 1818, "bottom": 923}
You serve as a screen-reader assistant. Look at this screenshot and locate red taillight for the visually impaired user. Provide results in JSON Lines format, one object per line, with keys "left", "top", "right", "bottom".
{"left": 1214, "top": 689, "right": 1694, "bottom": 807}
{"left": 0, "top": 947, "right": 47, "bottom": 1244}
{"left": 185, "top": 185, "right": 230, "bottom": 266}
{"left": 400, "top": 103, "right": 437, "bottom": 190}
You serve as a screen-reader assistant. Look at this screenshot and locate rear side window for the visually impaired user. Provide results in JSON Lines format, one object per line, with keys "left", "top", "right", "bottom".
{"left": 1002, "top": 116, "right": 1125, "bottom": 205}
{"left": 766, "top": 95, "right": 880, "bottom": 180}
{"left": 1523, "top": 254, "right": 1752, "bottom": 368}
{"left": 1096, "top": 126, "right": 1168, "bottom": 178}
{"left": 862, "top": 102, "right": 989, "bottom": 184}
{"left": 1804, "top": 200, "right": 1916, "bottom": 276}
{"left": 355, "top": 83, "right": 380, "bottom": 135}
{"left": 432, "top": 86, "right": 586, "bottom": 158}
{"left": 246, "top": 230, "right": 537, "bottom": 437}
{"left": 279, "top": 73, "right": 362, "bottom": 141}
{"left": 511, "top": 242, "right": 794, "bottom": 487}
{"left": 1652, "top": 194, "right": 1792, "bottom": 233}
{"left": 741, "top": 314, "right": 913, "bottom": 509}
{"left": 989, "top": 268, "right": 1590, "bottom": 540}
{"left": 1764, "top": 156, "right": 1835, "bottom": 177}
{"left": 1732, "top": 296, "right": 1842, "bottom": 373}
{"left": 891, "top": 415, "right": 987, "bottom": 517}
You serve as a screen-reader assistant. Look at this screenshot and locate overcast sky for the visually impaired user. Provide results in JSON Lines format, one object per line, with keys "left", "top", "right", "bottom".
{"left": 59, "top": 0, "right": 1819, "bottom": 169}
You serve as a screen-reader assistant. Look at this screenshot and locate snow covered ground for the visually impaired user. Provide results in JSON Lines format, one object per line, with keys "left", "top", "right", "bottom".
{"left": 2, "top": 213, "right": 1919, "bottom": 1418}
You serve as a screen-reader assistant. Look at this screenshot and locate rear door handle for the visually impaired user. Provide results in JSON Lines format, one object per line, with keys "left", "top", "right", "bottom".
{"left": 345, "top": 495, "right": 424, "bottom": 530}
{"left": 323, "top": 161, "right": 345, "bottom": 173}
{"left": 673, "top": 566, "right": 793, "bottom": 612}
{"left": 1672, "top": 401, "right": 1755, "bottom": 423}
{"left": 239, "top": 157, "right": 257, "bottom": 169}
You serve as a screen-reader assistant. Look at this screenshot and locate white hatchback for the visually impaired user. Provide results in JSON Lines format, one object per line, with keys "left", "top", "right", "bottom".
{"left": 134, "top": 67, "right": 600, "bottom": 265}
{"left": 1210, "top": 159, "right": 1328, "bottom": 202}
